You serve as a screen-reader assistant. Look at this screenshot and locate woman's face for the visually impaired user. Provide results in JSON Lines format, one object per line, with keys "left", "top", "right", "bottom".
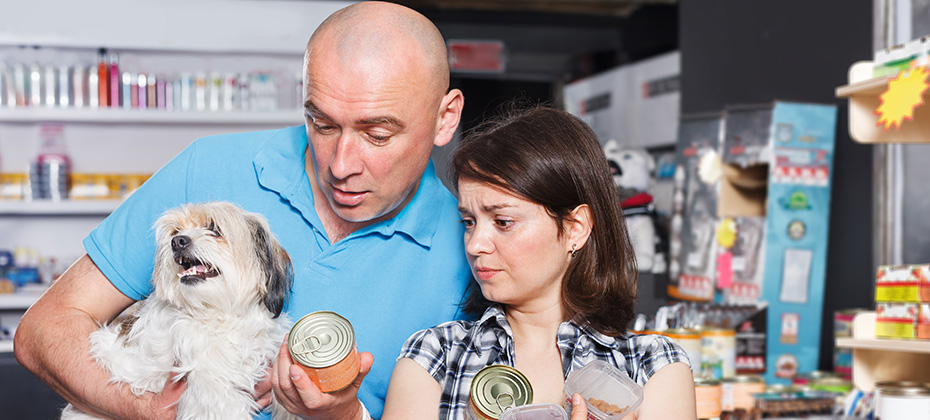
{"left": 457, "top": 178, "right": 573, "bottom": 310}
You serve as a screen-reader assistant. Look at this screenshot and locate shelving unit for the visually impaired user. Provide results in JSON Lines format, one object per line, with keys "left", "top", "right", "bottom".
{"left": 835, "top": 311, "right": 930, "bottom": 391}
{"left": 835, "top": 61, "right": 930, "bottom": 143}
{"left": 0, "top": 108, "right": 304, "bottom": 126}
{"left": 0, "top": 200, "right": 122, "bottom": 216}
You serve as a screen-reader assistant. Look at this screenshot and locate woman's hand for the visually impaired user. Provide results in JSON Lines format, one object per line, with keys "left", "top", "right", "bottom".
{"left": 569, "top": 394, "right": 588, "bottom": 420}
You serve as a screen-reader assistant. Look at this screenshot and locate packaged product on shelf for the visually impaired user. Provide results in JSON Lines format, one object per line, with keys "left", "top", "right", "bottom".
{"left": 875, "top": 302, "right": 930, "bottom": 339}
{"left": 876, "top": 264, "right": 930, "bottom": 303}
{"left": 43, "top": 65, "right": 55, "bottom": 107}
{"left": 12, "top": 62, "right": 26, "bottom": 106}
{"left": 31, "top": 123, "right": 71, "bottom": 201}
{"left": 58, "top": 65, "right": 71, "bottom": 107}
{"left": 0, "top": 173, "right": 28, "bottom": 200}
{"left": 73, "top": 65, "right": 86, "bottom": 108}
{"left": 69, "top": 173, "right": 111, "bottom": 200}
{"left": 28, "top": 62, "right": 41, "bottom": 106}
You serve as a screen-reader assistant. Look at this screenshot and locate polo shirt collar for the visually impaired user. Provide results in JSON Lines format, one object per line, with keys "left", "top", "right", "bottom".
{"left": 252, "top": 125, "right": 442, "bottom": 248}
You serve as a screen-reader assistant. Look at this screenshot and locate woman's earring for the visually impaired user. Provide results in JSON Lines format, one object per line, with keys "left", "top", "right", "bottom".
{"left": 571, "top": 244, "right": 578, "bottom": 258}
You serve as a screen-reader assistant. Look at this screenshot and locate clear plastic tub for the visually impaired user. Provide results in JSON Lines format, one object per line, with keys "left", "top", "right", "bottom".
{"left": 562, "top": 360, "right": 644, "bottom": 420}
{"left": 499, "top": 403, "right": 569, "bottom": 420}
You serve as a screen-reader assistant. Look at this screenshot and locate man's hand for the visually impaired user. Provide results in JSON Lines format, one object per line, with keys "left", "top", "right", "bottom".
{"left": 271, "top": 336, "right": 374, "bottom": 420}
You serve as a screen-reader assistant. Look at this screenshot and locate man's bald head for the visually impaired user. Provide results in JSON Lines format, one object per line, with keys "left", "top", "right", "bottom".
{"left": 305, "top": 1, "right": 450, "bottom": 94}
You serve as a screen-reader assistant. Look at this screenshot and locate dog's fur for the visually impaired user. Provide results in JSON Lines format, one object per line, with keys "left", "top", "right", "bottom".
{"left": 62, "top": 202, "right": 296, "bottom": 420}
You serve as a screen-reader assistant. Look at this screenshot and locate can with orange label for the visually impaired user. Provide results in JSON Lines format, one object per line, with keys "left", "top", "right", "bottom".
{"left": 288, "top": 311, "right": 360, "bottom": 393}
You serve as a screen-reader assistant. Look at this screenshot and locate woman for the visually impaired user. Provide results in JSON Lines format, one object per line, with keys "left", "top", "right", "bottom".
{"left": 382, "top": 106, "right": 696, "bottom": 419}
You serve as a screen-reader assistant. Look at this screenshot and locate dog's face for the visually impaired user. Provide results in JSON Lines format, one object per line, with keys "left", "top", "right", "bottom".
{"left": 152, "top": 202, "right": 292, "bottom": 317}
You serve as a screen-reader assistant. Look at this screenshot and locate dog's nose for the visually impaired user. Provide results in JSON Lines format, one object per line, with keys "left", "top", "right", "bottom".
{"left": 171, "top": 235, "right": 192, "bottom": 252}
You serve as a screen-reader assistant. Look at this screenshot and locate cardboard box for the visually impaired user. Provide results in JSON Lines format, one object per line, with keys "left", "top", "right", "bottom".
{"left": 875, "top": 302, "right": 930, "bottom": 339}
{"left": 876, "top": 264, "right": 930, "bottom": 303}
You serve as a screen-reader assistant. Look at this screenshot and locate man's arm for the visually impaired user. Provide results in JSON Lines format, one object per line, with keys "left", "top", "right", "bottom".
{"left": 14, "top": 254, "right": 183, "bottom": 420}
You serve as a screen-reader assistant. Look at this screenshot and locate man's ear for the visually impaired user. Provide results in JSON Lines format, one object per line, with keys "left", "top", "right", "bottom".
{"left": 567, "top": 204, "right": 593, "bottom": 254}
{"left": 433, "top": 89, "right": 464, "bottom": 147}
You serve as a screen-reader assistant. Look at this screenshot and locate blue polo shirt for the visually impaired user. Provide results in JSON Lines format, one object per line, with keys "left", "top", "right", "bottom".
{"left": 84, "top": 125, "right": 472, "bottom": 418}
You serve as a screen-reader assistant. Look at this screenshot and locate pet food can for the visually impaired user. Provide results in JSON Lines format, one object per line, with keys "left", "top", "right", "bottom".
{"left": 700, "top": 328, "right": 736, "bottom": 380}
{"left": 288, "top": 311, "right": 360, "bottom": 393}
{"left": 664, "top": 328, "right": 702, "bottom": 377}
{"left": 694, "top": 377, "right": 722, "bottom": 419}
{"left": 468, "top": 365, "right": 533, "bottom": 420}
{"left": 874, "top": 381, "right": 930, "bottom": 420}
{"left": 720, "top": 375, "right": 764, "bottom": 411}
{"left": 879, "top": 384, "right": 930, "bottom": 420}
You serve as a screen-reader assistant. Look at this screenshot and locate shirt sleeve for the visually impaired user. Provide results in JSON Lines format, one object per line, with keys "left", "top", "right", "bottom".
{"left": 397, "top": 327, "right": 450, "bottom": 384}
{"left": 83, "top": 141, "right": 198, "bottom": 300}
{"left": 631, "top": 334, "right": 691, "bottom": 383}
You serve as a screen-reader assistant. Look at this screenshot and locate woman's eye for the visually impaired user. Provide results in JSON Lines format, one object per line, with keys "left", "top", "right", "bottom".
{"left": 495, "top": 219, "right": 513, "bottom": 229}
{"left": 461, "top": 219, "right": 475, "bottom": 228}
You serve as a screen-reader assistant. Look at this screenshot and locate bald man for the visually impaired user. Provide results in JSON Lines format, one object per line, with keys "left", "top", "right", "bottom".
{"left": 15, "top": 2, "right": 470, "bottom": 419}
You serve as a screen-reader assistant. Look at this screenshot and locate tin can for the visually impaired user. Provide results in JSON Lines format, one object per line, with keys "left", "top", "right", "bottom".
{"left": 694, "top": 377, "right": 721, "bottom": 419}
{"left": 875, "top": 381, "right": 930, "bottom": 420}
{"left": 809, "top": 377, "right": 852, "bottom": 394}
{"left": 879, "top": 384, "right": 930, "bottom": 420}
{"left": 721, "top": 375, "right": 764, "bottom": 411}
{"left": 791, "top": 370, "right": 836, "bottom": 387}
{"left": 700, "top": 328, "right": 736, "bottom": 380}
{"left": 288, "top": 311, "right": 360, "bottom": 393}
{"left": 469, "top": 365, "right": 533, "bottom": 420}
{"left": 664, "top": 328, "right": 701, "bottom": 377}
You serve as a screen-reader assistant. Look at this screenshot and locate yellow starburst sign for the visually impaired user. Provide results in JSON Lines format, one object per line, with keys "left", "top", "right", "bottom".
{"left": 875, "top": 65, "right": 930, "bottom": 130}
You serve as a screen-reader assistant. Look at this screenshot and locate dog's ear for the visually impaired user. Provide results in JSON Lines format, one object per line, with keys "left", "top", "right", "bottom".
{"left": 249, "top": 217, "right": 293, "bottom": 318}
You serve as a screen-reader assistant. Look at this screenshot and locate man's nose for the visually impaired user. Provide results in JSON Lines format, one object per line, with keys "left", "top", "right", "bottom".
{"left": 330, "top": 134, "right": 363, "bottom": 179}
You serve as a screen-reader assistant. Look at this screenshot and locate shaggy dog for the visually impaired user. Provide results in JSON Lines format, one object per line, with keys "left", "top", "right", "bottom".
{"left": 62, "top": 202, "right": 297, "bottom": 420}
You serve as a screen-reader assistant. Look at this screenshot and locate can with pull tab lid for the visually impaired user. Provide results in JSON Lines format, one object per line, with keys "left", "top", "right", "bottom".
{"left": 288, "top": 311, "right": 360, "bottom": 393}
{"left": 468, "top": 365, "right": 534, "bottom": 420}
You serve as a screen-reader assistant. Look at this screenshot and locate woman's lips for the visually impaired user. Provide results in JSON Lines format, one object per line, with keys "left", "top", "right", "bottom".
{"left": 474, "top": 267, "right": 500, "bottom": 281}
{"left": 331, "top": 186, "right": 366, "bottom": 206}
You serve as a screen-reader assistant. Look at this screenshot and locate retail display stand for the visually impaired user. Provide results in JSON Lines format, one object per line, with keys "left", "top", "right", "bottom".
{"left": 671, "top": 102, "right": 838, "bottom": 385}
{"left": 832, "top": 61, "right": 930, "bottom": 390}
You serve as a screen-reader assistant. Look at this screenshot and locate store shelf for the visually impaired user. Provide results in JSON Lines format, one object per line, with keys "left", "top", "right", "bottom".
{"left": 0, "top": 292, "right": 41, "bottom": 310}
{"left": 835, "top": 61, "right": 930, "bottom": 143}
{"left": 835, "top": 311, "right": 930, "bottom": 391}
{"left": 0, "top": 200, "right": 122, "bottom": 216}
{"left": 0, "top": 341, "right": 12, "bottom": 353}
{"left": 0, "top": 108, "right": 305, "bottom": 125}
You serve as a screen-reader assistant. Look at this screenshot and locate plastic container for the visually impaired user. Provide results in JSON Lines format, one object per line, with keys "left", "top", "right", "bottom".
{"left": 499, "top": 403, "right": 568, "bottom": 420}
{"left": 563, "top": 361, "right": 643, "bottom": 420}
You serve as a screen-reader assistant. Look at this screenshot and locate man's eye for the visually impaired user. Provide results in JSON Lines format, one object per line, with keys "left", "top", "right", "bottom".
{"left": 367, "top": 132, "right": 391, "bottom": 144}
{"left": 313, "top": 124, "right": 336, "bottom": 135}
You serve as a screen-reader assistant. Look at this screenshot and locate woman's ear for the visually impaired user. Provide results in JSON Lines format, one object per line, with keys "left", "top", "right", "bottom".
{"left": 567, "top": 204, "right": 593, "bottom": 254}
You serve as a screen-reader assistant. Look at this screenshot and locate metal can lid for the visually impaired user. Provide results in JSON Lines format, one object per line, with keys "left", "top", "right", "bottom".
{"left": 722, "top": 375, "right": 764, "bottom": 384}
{"left": 694, "top": 377, "right": 721, "bottom": 387}
{"left": 470, "top": 365, "right": 534, "bottom": 418}
{"left": 875, "top": 381, "right": 930, "bottom": 391}
{"left": 664, "top": 328, "right": 700, "bottom": 339}
{"left": 700, "top": 328, "right": 735, "bottom": 337}
{"left": 882, "top": 386, "right": 930, "bottom": 397}
{"left": 288, "top": 311, "right": 355, "bottom": 368}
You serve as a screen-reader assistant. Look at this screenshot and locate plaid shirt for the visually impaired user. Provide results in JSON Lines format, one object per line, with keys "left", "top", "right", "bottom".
{"left": 398, "top": 305, "right": 690, "bottom": 419}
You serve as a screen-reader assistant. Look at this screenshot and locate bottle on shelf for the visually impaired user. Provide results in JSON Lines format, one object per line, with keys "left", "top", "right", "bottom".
{"left": 30, "top": 123, "right": 71, "bottom": 202}
{"left": 96, "top": 48, "right": 108, "bottom": 107}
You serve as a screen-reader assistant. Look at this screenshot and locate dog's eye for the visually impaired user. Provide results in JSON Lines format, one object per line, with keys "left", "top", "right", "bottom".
{"left": 170, "top": 229, "right": 179, "bottom": 236}
{"left": 207, "top": 221, "right": 221, "bottom": 238}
